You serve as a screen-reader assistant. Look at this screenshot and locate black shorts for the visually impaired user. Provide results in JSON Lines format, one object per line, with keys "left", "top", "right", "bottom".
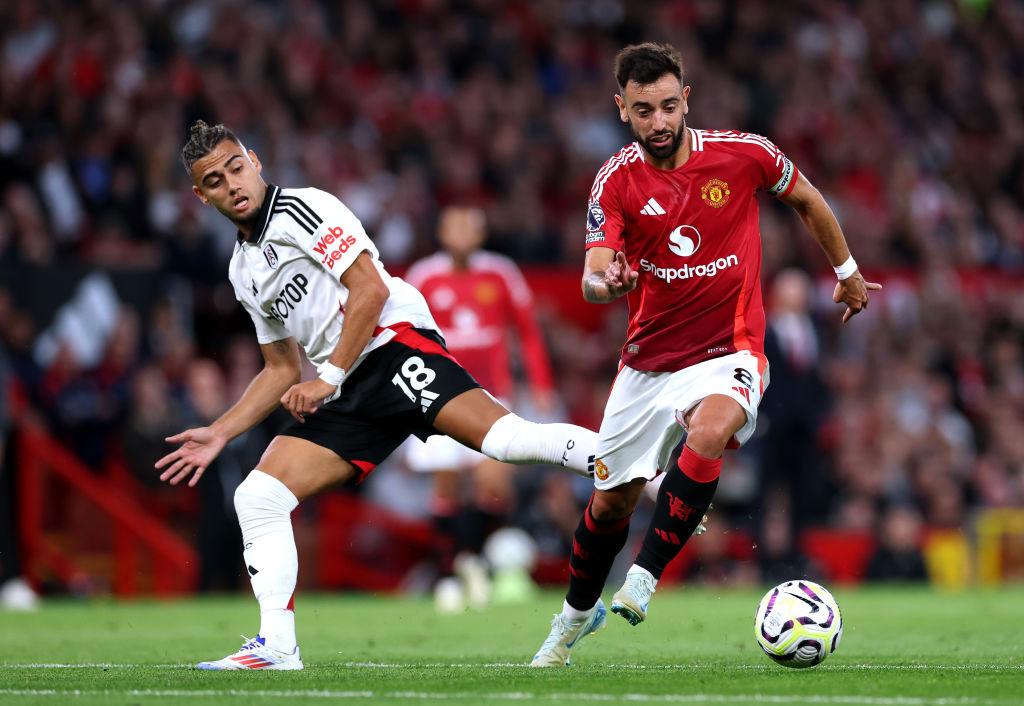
{"left": 279, "top": 327, "right": 481, "bottom": 483}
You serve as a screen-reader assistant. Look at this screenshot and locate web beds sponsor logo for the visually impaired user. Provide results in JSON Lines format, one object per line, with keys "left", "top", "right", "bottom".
{"left": 640, "top": 254, "right": 740, "bottom": 283}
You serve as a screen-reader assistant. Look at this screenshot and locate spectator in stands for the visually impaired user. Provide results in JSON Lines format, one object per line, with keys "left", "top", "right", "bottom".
{"left": 758, "top": 270, "right": 829, "bottom": 530}
{"left": 0, "top": 335, "right": 39, "bottom": 610}
{"left": 866, "top": 504, "right": 928, "bottom": 582}
{"left": 122, "top": 365, "right": 182, "bottom": 486}
{"left": 757, "top": 491, "right": 822, "bottom": 586}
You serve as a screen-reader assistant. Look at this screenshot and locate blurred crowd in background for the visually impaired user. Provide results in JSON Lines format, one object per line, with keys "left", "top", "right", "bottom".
{"left": 1, "top": 0, "right": 1023, "bottom": 596}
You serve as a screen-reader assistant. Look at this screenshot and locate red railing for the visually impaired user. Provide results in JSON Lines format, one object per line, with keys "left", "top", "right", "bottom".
{"left": 317, "top": 492, "right": 434, "bottom": 591}
{"left": 16, "top": 423, "right": 198, "bottom": 596}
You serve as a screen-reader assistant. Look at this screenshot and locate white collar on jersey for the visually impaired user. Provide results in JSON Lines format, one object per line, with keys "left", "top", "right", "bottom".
{"left": 236, "top": 184, "right": 280, "bottom": 245}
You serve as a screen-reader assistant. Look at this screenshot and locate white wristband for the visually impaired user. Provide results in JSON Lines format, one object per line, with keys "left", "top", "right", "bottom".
{"left": 318, "top": 362, "right": 347, "bottom": 387}
{"left": 833, "top": 255, "right": 858, "bottom": 280}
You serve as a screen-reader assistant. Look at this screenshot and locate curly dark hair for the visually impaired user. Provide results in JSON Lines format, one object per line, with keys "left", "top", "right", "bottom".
{"left": 614, "top": 42, "right": 684, "bottom": 91}
{"left": 180, "top": 120, "right": 242, "bottom": 174}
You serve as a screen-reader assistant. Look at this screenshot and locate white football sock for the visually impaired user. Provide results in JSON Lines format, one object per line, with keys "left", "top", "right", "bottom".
{"left": 480, "top": 413, "right": 597, "bottom": 475}
{"left": 234, "top": 470, "right": 299, "bottom": 652}
{"left": 627, "top": 564, "right": 658, "bottom": 587}
{"left": 562, "top": 599, "right": 593, "bottom": 621}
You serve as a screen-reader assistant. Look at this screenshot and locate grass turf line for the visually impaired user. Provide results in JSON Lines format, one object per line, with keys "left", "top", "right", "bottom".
{"left": 0, "top": 587, "right": 1020, "bottom": 706}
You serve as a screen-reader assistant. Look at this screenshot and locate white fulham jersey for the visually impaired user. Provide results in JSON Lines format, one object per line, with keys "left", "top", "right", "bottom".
{"left": 227, "top": 184, "right": 438, "bottom": 374}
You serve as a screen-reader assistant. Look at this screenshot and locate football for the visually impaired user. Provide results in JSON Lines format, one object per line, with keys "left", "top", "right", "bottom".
{"left": 754, "top": 580, "right": 843, "bottom": 668}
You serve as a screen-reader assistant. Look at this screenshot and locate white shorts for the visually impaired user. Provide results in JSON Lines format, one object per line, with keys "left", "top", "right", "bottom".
{"left": 404, "top": 432, "right": 487, "bottom": 473}
{"left": 593, "top": 350, "right": 769, "bottom": 490}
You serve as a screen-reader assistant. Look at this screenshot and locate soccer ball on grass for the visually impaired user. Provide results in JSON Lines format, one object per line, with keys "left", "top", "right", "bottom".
{"left": 754, "top": 580, "right": 843, "bottom": 668}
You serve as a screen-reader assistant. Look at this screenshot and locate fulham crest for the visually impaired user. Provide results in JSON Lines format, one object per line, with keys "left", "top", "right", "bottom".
{"left": 263, "top": 243, "right": 280, "bottom": 269}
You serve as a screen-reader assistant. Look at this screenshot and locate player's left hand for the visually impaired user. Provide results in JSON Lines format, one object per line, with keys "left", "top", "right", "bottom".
{"left": 281, "top": 378, "right": 337, "bottom": 422}
{"left": 833, "top": 271, "right": 882, "bottom": 324}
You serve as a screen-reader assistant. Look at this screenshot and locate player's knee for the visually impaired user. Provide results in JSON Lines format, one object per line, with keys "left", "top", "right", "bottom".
{"left": 234, "top": 469, "right": 299, "bottom": 521}
{"left": 233, "top": 474, "right": 263, "bottom": 520}
{"left": 685, "top": 422, "right": 733, "bottom": 459}
{"left": 589, "top": 492, "right": 637, "bottom": 522}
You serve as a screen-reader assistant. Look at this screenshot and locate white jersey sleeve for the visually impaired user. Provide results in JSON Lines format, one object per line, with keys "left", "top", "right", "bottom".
{"left": 283, "top": 188, "right": 379, "bottom": 280}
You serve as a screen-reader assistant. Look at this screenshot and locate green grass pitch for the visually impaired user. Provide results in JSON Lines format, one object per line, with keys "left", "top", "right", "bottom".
{"left": 0, "top": 586, "right": 1021, "bottom": 705}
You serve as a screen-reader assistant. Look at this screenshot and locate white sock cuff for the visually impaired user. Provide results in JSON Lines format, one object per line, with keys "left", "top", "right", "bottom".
{"left": 562, "top": 599, "right": 594, "bottom": 620}
{"left": 236, "top": 470, "right": 299, "bottom": 513}
{"left": 628, "top": 564, "right": 657, "bottom": 586}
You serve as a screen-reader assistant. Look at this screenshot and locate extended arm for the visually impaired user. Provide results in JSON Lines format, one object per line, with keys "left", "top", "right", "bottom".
{"left": 581, "top": 247, "right": 638, "bottom": 304}
{"left": 781, "top": 173, "right": 882, "bottom": 323}
{"left": 156, "top": 337, "right": 302, "bottom": 486}
{"left": 279, "top": 251, "right": 390, "bottom": 419}
{"left": 501, "top": 266, "right": 555, "bottom": 400}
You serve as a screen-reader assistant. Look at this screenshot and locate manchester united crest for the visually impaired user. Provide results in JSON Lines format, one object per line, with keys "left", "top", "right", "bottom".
{"left": 475, "top": 282, "right": 498, "bottom": 305}
{"left": 700, "top": 178, "right": 731, "bottom": 208}
{"left": 594, "top": 458, "right": 609, "bottom": 481}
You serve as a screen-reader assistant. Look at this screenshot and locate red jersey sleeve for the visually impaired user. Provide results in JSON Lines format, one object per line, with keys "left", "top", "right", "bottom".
{"left": 584, "top": 149, "right": 631, "bottom": 252}
{"left": 747, "top": 134, "right": 799, "bottom": 198}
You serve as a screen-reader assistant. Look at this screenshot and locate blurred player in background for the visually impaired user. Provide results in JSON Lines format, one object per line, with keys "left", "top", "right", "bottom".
{"left": 404, "top": 206, "right": 556, "bottom": 612}
{"left": 531, "top": 43, "right": 881, "bottom": 667}
{"left": 159, "top": 121, "right": 598, "bottom": 670}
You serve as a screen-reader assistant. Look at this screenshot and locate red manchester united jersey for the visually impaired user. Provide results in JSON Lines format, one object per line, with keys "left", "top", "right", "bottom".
{"left": 405, "top": 251, "right": 554, "bottom": 399}
{"left": 585, "top": 128, "right": 799, "bottom": 372}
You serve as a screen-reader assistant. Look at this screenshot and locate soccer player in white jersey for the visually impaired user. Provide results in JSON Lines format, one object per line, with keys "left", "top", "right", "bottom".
{"left": 530, "top": 43, "right": 881, "bottom": 667}
{"left": 157, "top": 121, "right": 598, "bottom": 670}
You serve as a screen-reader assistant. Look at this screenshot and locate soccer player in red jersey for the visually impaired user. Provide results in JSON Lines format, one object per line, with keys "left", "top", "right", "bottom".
{"left": 531, "top": 43, "right": 881, "bottom": 667}
{"left": 404, "top": 205, "right": 556, "bottom": 611}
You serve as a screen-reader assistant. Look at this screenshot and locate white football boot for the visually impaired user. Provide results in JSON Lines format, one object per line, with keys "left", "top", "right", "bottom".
{"left": 610, "top": 566, "right": 657, "bottom": 626}
{"left": 196, "top": 635, "right": 303, "bottom": 670}
{"left": 434, "top": 576, "right": 467, "bottom": 614}
{"left": 454, "top": 553, "right": 491, "bottom": 610}
{"left": 530, "top": 599, "right": 607, "bottom": 667}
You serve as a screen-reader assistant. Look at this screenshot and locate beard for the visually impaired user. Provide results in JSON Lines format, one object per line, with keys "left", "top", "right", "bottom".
{"left": 231, "top": 208, "right": 262, "bottom": 229}
{"left": 634, "top": 121, "right": 686, "bottom": 160}
{"left": 217, "top": 197, "right": 262, "bottom": 229}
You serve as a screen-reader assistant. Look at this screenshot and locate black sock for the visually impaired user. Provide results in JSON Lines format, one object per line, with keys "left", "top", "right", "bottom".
{"left": 635, "top": 465, "right": 719, "bottom": 579}
{"left": 432, "top": 510, "right": 458, "bottom": 578}
{"left": 455, "top": 505, "right": 506, "bottom": 556}
{"left": 565, "top": 497, "right": 631, "bottom": 611}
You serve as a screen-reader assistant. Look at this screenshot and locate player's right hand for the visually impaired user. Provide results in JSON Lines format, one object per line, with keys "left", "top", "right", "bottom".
{"left": 155, "top": 426, "right": 228, "bottom": 488}
{"left": 604, "top": 251, "right": 638, "bottom": 298}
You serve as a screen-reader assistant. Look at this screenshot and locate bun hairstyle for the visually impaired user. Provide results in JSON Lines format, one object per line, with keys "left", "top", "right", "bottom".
{"left": 180, "top": 120, "right": 242, "bottom": 173}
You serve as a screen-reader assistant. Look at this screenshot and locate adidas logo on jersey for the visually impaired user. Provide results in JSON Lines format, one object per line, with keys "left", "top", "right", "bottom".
{"left": 420, "top": 389, "right": 439, "bottom": 413}
{"left": 640, "top": 197, "right": 666, "bottom": 216}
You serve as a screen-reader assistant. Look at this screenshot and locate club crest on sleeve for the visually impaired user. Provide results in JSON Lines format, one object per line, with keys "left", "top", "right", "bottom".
{"left": 263, "top": 243, "right": 280, "bottom": 268}
{"left": 700, "top": 178, "right": 731, "bottom": 208}
{"left": 587, "top": 202, "right": 606, "bottom": 232}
